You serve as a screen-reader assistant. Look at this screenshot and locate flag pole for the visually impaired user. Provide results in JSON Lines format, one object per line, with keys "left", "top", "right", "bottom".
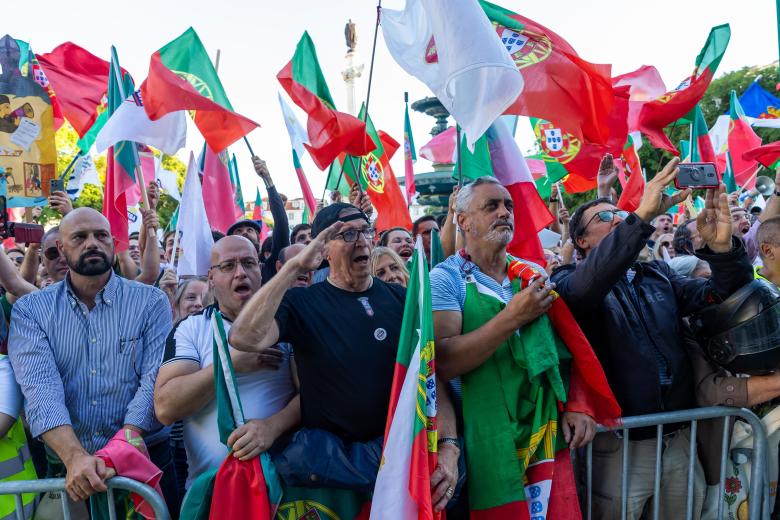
{"left": 58, "top": 152, "right": 82, "bottom": 182}
{"left": 110, "top": 46, "right": 150, "bottom": 211}
{"left": 456, "top": 126, "right": 463, "bottom": 188}
{"left": 404, "top": 91, "right": 411, "bottom": 210}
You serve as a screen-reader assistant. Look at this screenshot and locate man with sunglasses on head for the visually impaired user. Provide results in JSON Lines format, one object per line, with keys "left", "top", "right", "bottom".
{"left": 229, "top": 202, "right": 460, "bottom": 514}
{"left": 551, "top": 158, "right": 753, "bottom": 519}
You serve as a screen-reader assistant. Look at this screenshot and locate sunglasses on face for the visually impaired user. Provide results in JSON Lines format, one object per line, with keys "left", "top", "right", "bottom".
{"left": 579, "top": 209, "right": 629, "bottom": 236}
{"left": 43, "top": 247, "right": 60, "bottom": 261}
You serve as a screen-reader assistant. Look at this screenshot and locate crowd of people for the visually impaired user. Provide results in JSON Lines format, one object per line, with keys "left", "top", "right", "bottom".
{"left": 0, "top": 152, "right": 777, "bottom": 520}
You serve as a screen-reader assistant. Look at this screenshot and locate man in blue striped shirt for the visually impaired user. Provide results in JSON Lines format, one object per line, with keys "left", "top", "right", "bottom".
{"left": 8, "top": 208, "right": 172, "bottom": 503}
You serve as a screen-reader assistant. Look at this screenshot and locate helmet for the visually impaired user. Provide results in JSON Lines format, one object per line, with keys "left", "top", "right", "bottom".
{"left": 691, "top": 280, "right": 780, "bottom": 375}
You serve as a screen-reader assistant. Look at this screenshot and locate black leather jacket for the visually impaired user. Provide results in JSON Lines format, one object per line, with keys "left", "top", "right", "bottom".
{"left": 551, "top": 213, "right": 753, "bottom": 429}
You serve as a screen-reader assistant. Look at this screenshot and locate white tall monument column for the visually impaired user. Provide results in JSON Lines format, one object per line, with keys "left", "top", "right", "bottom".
{"left": 342, "top": 19, "right": 364, "bottom": 116}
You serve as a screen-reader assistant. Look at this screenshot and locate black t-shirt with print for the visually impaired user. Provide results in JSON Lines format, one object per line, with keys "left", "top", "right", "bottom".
{"left": 276, "top": 278, "right": 405, "bottom": 442}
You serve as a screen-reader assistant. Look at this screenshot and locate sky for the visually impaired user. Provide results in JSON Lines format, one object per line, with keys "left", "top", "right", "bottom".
{"left": 19, "top": 0, "right": 780, "bottom": 203}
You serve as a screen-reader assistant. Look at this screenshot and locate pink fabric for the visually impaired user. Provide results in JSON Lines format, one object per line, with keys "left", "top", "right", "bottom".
{"left": 419, "top": 126, "right": 456, "bottom": 164}
{"left": 95, "top": 429, "right": 163, "bottom": 520}
{"left": 202, "top": 146, "right": 243, "bottom": 233}
{"left": 612, "top": 65, "right": 667, "bottom": 133}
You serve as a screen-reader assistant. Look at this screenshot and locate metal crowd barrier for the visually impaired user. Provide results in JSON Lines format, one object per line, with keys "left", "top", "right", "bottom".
{"left": 0, "top": 475, "right": 170, "bottom": 520}
{"left": 584, "top": 406, "right": 770, "bottom": 520}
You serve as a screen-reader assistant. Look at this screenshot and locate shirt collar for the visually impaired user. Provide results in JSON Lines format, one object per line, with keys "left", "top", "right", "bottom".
{"left": 65, "top": 271, "right": 120, "bottom": 308}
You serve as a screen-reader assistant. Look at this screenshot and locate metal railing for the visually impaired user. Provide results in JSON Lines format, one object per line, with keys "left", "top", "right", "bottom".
{"left": 0, "top": 475, "right": 170, "bottom": 520}
{"left": 584, "top": 406, "right": 770, "bottom": 520}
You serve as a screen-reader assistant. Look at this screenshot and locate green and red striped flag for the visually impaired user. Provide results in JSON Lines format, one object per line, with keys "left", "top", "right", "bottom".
{"left": 140, "top": 28, "right": 259, "bottom": 153}
{"left": 229, "top": 153, "right": 245, "bottom": 217}
{"left": 689, "top": 105, "right": 716, "bottom": 163}
{"left": 102, "top": 47, "right": 138, "bottom": 252}
{"left": 371, "top": 239, "right": 438, "bottom": 519}
{"left": 403, "top": 94, "right": 417, "bottom": 204}
{"left": 727, "top": 90, "right": 762, "bottom": 189}
{"left": 278, "top": 32, "right": 375, "bottom": 170}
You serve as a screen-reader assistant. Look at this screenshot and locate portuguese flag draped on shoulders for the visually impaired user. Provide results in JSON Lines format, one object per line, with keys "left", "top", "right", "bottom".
{"left": 344, "top": 106, "right": 412, "bottom": 232}
{"left": 103, "top": 47, "right": 138, "bottom": 253}
{"left": 278, "top": 32, "right": 375, "bottom": 170}
{"left": 140, "top": 27, "right": 259, "bottom": 153}
{"left": 371, "top": 239, "right": 438, "bottom": 520}
{"left": 637, "top": 24, "right": 730, "bottom": 153}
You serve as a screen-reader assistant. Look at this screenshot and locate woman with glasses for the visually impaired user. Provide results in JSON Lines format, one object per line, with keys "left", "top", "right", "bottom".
{"left": 370, "top": 247, "right": 410, "bottom": 287}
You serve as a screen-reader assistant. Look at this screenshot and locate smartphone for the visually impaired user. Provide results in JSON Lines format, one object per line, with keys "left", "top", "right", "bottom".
{"left": 675, "top": 163, "right": 720, "bottom": 190}
{"left": 49, "top": 178, "right": 64, "bottom": 195}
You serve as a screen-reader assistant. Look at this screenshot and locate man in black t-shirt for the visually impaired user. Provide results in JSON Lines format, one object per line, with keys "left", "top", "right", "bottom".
{"left": 231, "top": 202, "right": 460, "bottom": 512}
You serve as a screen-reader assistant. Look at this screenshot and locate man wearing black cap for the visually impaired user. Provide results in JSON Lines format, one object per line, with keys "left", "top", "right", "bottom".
{"left": 227, "top": 156, "right": 289, "bottom": 283}
{"left": 230, "top": 202, "right": 460, "bottom": 512}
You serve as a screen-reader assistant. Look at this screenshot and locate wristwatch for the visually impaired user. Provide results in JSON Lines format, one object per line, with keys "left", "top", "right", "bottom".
{"left": 438, "top": 437, "right": 460, "bottom": 450}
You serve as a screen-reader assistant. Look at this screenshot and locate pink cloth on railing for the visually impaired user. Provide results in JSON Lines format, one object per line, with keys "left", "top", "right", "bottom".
{"left": 95, "top": 429, "right": 163, "bottom": 520}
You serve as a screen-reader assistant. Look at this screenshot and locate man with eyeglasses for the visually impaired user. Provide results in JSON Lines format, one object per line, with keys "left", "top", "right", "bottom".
{"left": 154, "top": 235, "right": 298, "bottom": 489}
{"left": 551, "top": 158, "right": 753, "bottom": 519}
{"left": 229, "top": 202, "right": 460, "bottom": 513}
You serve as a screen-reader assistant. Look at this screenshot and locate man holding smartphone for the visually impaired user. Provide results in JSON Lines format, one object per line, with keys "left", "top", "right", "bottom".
{"left": 551, "top": 158, "right": 753, "bottom": 519}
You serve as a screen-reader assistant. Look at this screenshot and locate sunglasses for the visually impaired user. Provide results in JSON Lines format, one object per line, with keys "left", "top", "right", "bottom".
{"left": 43, "top": 247, "right": 60, "bottom": 261}
{"left": 579, "top": 209, "right": 629, "bottom": 236}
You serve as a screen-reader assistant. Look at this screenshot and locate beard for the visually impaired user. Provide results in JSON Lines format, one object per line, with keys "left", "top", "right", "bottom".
{"left": 483, "top": 219, "right": 514, "bottom": 245}
{"left": 69, "top": 251, "right": 113, "bottom": 276}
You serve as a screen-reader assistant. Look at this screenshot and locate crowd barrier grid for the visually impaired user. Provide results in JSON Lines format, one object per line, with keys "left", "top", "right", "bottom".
{"left": 0, "top": 475, "right": 170, "bottom": 520}
{"left": 584, "top": 406, "right": 770, "bottom": 520}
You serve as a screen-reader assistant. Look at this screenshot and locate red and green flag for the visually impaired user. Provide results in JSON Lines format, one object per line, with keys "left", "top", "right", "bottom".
{"left": 689, "top": 105, "right": 716, "bottom": 163}
{"left": 479, "top": 0, "right": 618, "bottom": 147}
{"left": 202, "top": 145, "right": 243, "bottom": 233}
{"left": 638, "top": 24, "right": 731, "bottom": 153}
{"left": 278, "top": 32, "right": 375, "bottom": 170}
{"left": 140, "top": 28, "right": 259, "bottom": 153}
{"left": 727, "top": 90, "right": 762, "bottom": 189}
{"left": 102, "top": 47, "right": 138, "bottom": 253}
{"left": 344, "top": 106, "right": 412, "bottom": 232}
{"left": 616, "top": 135, "right": 645, "bottom": 213}
{"left": 743, "top": 141, "right": 780, "bottom": 168}
{"left": 293, "top": 150, "right": 317, "bottom": 218}
{"left": 371, "top": 239, "right": 438, "bottom": 519}
{"left": 403, "top": 95, "right": 417, "bottom": 205}
{"left": 252, "top": 188, "right": 270, "bottom": 242}
{"left": 228, "top": 153, "right": 246, "bottom": 217}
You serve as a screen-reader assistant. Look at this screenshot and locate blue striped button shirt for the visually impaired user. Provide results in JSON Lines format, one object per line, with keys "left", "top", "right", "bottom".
{"left": 8, "top": 272, "right": 172, "bottom": 454}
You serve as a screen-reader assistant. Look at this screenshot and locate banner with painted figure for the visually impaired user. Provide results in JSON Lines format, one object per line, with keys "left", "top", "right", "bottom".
{"left": 0, "top": 35, "right": 56, "bottom": 207}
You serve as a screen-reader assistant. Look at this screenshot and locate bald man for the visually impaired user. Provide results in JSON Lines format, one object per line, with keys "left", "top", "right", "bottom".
{"left": 154, "top": 236, "right": 299, "bottom": 489}
{"left": 276, "top": 244, "right": 312, "bottom": 288}
{"left": 7, "top": 208, "right": 175, "bottom": 505}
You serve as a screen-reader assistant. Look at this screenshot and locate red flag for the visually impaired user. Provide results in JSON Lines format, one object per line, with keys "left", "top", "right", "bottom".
{"left": 728, "top": 91, "right": 762, "bottom": 188}
{"left": 36, "top": 42, "right": 116, "bottom": 137}
{"left": 612, "top": 65, "right": 667, "bottom": 134}
{"left": 743, "top": 142, "right": 780, "bottom": 167}
{"left": 210, "top": 456, "right": 273, "bottom": 520}
{"left": 617, "top": 137, "right": 645, "bottom": 213}
{"left": 202, "top": 146, "right": 243, "bottom": 233}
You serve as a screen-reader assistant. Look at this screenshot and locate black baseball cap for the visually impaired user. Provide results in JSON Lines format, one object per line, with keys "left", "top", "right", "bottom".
{"left": 226, "top": 219, "right": 263, "bottom": 236}
{"left": 311, "top": 203, "right": 369, "bottom": 238}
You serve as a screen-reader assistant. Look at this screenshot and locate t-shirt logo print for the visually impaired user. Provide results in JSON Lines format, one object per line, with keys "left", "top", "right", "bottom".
{"left": 374, "top": 328, "right": 387, "bottom": 341}
{"left": 357, "top": 297, "right": 374, "bottom": 316}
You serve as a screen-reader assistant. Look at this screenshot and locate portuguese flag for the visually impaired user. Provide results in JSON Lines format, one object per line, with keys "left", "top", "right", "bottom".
{"left": 616, "top": 135, "right": 645, "bottom": 213}
{"left": 743, "top": 142, "right": 780, "bottom": 168}
{"left": 344, "top": 106, "right": 412, "bottom": 232}
{"left": 278, "top": 32, "right": 375, "bottom": 170}
{"left": 689, "top": 105, "right": 716, "bottom": 163}
{"left": 371, "top": 239, "right": 438, "bottom": 520}
{"left": 140, "top": 28, "right": 260, "bottom": 153}
{"left": 638, "top": 24, "right": 731, "bottom": 154}
{"left": 727, "top": 90, "right": 762, "bottom": 189}
{"left": 479, "top": 1, "right": 617, "bottom": 147}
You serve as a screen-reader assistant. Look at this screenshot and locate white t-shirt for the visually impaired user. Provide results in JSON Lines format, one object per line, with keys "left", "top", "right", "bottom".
{"left": 162, "top": 306, "right": 295, "bottom": 488}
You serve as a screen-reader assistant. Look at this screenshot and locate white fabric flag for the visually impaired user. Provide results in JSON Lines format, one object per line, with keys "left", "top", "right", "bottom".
{"left": 176, "top": 152, "right": 215, "bottom": 277}
{"left": 65, "top": 155, "right": 101, "bottom": 199}
{"left": 127, "top": 204, "right": 143, "bottom": 236}
{"left": 381, "top": 0, "right": 523, "bottom": 149}
{"left": 278, "top": 92, "right": 309, "bottom": 159}
{"left": 95, "top": 90, "right": 186, "bottom": 155}
{"left": 154, "top": 157, "right": 181, "bottom": 201}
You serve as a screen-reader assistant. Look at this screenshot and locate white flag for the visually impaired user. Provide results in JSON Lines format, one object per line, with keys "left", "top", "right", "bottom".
{"left": 177, "top": 152, "right": 215, "bottom": 277}
{"left": 381, "top": 0, "right": 523, "bottom": 149}
{"left": 66, "top": 155, "right": 101, "bottom": 199}
{"left": 278, "top": 93, "right": 309, "bottom": 159}
{"left": 127, "top": 204, "right": 143, "bottom": 236}
{"left": 154, "top": 157, "right": 181, "bottom": 201}
{"left": 95, "top": 91, "right": 186, "bottom": 155}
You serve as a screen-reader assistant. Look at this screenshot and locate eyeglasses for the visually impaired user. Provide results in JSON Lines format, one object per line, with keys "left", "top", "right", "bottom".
{"left": 335, "top": 227, "right": 375, "bottom": 243}
{"left": 209, "top": 257, "right": 260, "bottom": 274}
{"left": 579, "top": 209, "right": 629, "bottom": 236}
{"left": 43, "top": 247, "right": 60, "bottom": 261}
{"left": 9, "top": 256, "right": 23, "bottom": 265}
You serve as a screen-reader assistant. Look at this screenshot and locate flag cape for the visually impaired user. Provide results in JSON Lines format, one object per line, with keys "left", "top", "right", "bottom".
{"left": 278, "top": 32, "right": 374, "bottom": 170}
{"left": 728, "top": 90, "right": 762, "bottom": 189}
{"left": 344, "top": 107, "right": 412, "bottom": 232}
{"left": 102, "top": 48, "right": 138, "bottom": 252}
{"left": 176, "top": 153, "right": 215, "bottom": 277}
{"left": 743, "top": 142, "right": 780, "bottom": 168}
{"left": 36, "top": 42, "right": 118, "bottom": 138}
{"left": 381, "top": 0, "right": 523, "bottom": 148}
{"left": 371, "top": 240, "right": 438, "bottom": 520}
{"left": 739, "top": 80, "right": 780, "bottom": 119}
{"left": 404, "top": 100, "right": 417, "bottom": 204}
{"left": 140, "top": 27, "right": 259, "bottom": 153}
{"left": 480, "top": 1, "right": 616, "bottom": 147}
{"left": 201, "top": 145, "right": 243, "bottom": 233}
{"left": 96, "top": 89, "right": 186, "bottom": 155}
{"left": 637, "top": 24, "right": 730, "bottom": 153}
